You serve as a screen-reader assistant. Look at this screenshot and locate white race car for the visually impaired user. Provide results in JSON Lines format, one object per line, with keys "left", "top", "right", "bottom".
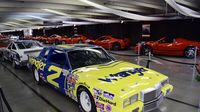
{"left": 2, "top": 40, "right": 43, "bottom": 68}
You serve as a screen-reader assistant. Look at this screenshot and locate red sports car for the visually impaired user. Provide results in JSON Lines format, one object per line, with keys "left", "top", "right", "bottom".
{"left": 85, "top": 35, "right": 130, "bottom": 50}
{"left": 64, "top": 34, "right": 87, "bottom": 44}
{"left": 134, "top": 37, "right": 200, "bottom": 58}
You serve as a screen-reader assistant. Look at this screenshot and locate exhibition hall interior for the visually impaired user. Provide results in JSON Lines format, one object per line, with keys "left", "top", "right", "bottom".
{"left": 0, "top": 0, "right": 200, "bottom": 112}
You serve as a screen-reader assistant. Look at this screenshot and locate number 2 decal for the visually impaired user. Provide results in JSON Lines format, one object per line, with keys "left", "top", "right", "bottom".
{"left": 47, "top": 66, "right": 62, "bottom": 88}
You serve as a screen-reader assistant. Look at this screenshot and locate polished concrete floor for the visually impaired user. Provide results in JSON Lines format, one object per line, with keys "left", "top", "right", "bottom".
{"left": 0, "top": 50, "right": 200, "bottom": 112}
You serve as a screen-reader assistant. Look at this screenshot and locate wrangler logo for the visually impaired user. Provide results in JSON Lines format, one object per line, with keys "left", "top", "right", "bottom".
{"left": 98, "top": 68, "right": 147, "bottom": 82}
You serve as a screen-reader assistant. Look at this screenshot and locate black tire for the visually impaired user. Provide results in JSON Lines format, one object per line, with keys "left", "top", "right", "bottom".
{"left": 33, "top": 67, "right": 42, "bottom": 85}
{"left": 112, "top": 42, "right": 121, "bottom": 51}
{"left": 141, "top": 45, "right": 152, "bottom": 55}
{"left": 184, "top": 47, "right": 196, "bottom": 58}
{"left": 77, "top": 87, "right": 97, "bottom": 112}
{"left": 78, "top": 40, "right": 83, "bottom": 44}
{"left": 55, "top": 40, "right": 59, "bottom": 45}
{"left": 61, "top": 41, "right": 65, "bottom": 44}
{"left": 12, "top": 60, "right": 19, "bottom": 69}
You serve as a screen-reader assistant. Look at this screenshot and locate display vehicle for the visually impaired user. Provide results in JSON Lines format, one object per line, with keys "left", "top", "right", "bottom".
{"left": 29, "top": 44, "right": 173, "bottom": 112}
{"left": 63, "top": 34, "right": 87, "bottom": 44}
{"left": 45, "top": 34, "right": 68, "bottom": 44}
{"left": 134, "top": 37, "right": 200, "bottom": 58}
{"left": 85, "top": 35, "right": 130, "bottom": 50}
{"left": 1, "top": 40, "right": 43, "bottom": 68}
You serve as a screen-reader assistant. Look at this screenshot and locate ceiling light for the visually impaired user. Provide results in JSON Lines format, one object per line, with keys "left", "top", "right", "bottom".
{"left": 165, "top": 0, "right": 200, "bottom": 18}
{"left": 43, "top": 8, "right": 119, "bottom": 23}
{"left": 27, "top": 15, "right": 49, "bottom": 21}
{"left": 43, "top": 9, "right": 71, "bottom": 17}
{"left": 79, "top": 0, "right": 165, "bottom": 21}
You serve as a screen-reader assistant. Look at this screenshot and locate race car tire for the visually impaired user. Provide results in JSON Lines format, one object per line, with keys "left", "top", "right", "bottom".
{"left": 77, "top": 87, "right": 97, "bottom": 112}
{"left": 61, "top": 41, "right": 65, "bottom": 44}
{"left": 112, "top": 42, "right": 121, "bottom": 51}
{"left": 55, "top": 40, "right": 59, "bottom": 45}
{"left": 33, "top": 67, "right": 42, "bottom": 85}
{"left": 141, "top": 45, "right": 152, "bottom": 55}
{"left": 78, "top": 40, "right": 83, "bottom": 44}
{"left": 12, "top": 60, "right": 19, "bottom": 69}
{"left": 184, "top": 47, "right": 196, "bottom": 58}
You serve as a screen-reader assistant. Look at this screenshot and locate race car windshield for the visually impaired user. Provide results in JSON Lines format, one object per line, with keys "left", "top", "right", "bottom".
{"left": 68, "top": 48, "right": 114, "bottom": 69}
{"left": 23, "top": 41, "right": 42, "bottom": 48}
{"left": 16, "top": 42, "right": 26, "bottom": 49}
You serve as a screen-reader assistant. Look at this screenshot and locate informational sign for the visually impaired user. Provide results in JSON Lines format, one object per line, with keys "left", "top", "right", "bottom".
{"left": 23, "top": 29, "right": 32, "bottom": 36}
{"left": 142, "top": 24, "right": 150, "bottom": 38}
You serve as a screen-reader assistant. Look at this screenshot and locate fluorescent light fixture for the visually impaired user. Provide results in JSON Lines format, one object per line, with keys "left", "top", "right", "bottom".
{"left": 78, "top": 0, "right": 165, "bottom": 21}
{"left": 8, "top": 22, "right": 23, "bottom": 26}
{"left": 2, "top": 23, "right": 17, "bottom": 27}
{"left": 165, "top": 0, "right": 200, "bottom": 18}
{"left": 27, "top": 15, "right": 49, "bottom": 21}
{"left": 15, "top": 19, "right": 34, "bottom": 23}
{"left": 62, "top": 21, "right": 95, "bottom": 25}
{"left": 43, "top": 9, "right": 71, "bottom": 17}
{"left": 79, "top": 18, "right": 119, "bottom": 23}
{"left": 43, "top": 8, "right": 119, "bottom": 23}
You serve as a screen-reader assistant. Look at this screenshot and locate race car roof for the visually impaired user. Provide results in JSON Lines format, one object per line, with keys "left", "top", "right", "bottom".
{"left": 56, "top": 44, "right": 101, "bottom": 51}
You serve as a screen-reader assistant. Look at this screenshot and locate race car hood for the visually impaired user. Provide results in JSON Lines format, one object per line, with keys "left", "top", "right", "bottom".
{"left": 73, "top": 61, "right": 168, "bottom": 97}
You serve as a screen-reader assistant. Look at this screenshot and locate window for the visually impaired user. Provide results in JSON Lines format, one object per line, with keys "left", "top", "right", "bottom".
{"left": 40, "top": 48, "right": 50, "bottom": 59}
{"left": 48, "top": 50, "right": 67, "bottom": 66}
{"left": 12, "top": 44, "right": 17, "bottom": 50}
{"left": 68, "top": 48, "right": 114, "bottom": 69}
{"left": 23, "top": 41, "right": 42, "bottom": 48}
{"left": 8, "top": 44, "right": 12, "bottom": 49}
{"left": 16, "top": 42, "right": 26, "bottom": 49}
{"left": 97, "top": 37, "right": 107, "bottom": 41}
{"left": 159, "top": 38, "right": 174, "bottom": 43}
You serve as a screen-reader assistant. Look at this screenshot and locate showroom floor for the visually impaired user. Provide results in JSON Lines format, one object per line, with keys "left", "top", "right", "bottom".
{"left": 0, "top": 50, "right": 200, "bottom": 112}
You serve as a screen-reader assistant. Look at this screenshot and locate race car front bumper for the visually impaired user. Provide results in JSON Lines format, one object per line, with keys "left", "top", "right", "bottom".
{"left": 116, "top": 84, "right": 173, "bottom": 112}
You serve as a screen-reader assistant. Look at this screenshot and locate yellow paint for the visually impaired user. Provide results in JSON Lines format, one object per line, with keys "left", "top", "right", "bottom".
{"left": 47, "top": 66, "right": 62, "bottom": 88}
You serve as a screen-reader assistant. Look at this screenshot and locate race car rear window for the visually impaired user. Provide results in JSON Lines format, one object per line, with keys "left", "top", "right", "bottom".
{"left": 68, "top": 48, "right": 113, "bottom": 69}
{"left": 16, "top": 42, "right": 26, "bottom": 49}
{"left": 48, "top": 50, "right": 67, "bottom": 66}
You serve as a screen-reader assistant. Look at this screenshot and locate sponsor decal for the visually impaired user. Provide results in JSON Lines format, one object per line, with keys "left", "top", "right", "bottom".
{"left": 96, "top": 102, "right": 104, "bottom": 110}
{"left": 99, "top": 68, "right": 147, "bottom": 82}
{"left": 31, "top": 58, "right": 46, "bottom": 71}
{"left": 99, "top": 97, "right": 116, "bottom": 106}
{"left": 66, "top": 74, "right": 79, "bottom": 99}
{"left": 93, "top": 88, "right": 102, "bottom": 100}
{"left": 105, "top": 104, "right": 112, "bottom": 112}
{"left": 103, "top": 91, "right": 114, "bottom": 100}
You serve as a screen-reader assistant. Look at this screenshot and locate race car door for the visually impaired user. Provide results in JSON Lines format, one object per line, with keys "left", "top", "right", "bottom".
{"left": 44, "top": 49, "right": 69, "bottom": 93}
{"left": 154, "top": 38, "right": 176, "bottom": 55}
{"left": 96, "top": 36, "right": 110, "bottom": 48}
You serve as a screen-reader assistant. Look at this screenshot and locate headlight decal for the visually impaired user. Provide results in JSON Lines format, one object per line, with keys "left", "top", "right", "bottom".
{"left": 161, "top": 78, "right": 169, "bottom": 86}
{"left": 123, "top": 94, "right": 138, "bottom": 108}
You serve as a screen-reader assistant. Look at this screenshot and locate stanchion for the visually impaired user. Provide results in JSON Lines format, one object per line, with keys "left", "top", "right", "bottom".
{"left": 108, "top": 42, "right": 111, "bottom": 51}
{"left": 0, "top": 92, "right": 3, "bottom": 112}
{"left": 192, "top": 47, "right": 197, "bottom": 82}
{"left": 146, "top": 51, "right": 151, "bottom": 68}
{"left": 137, "top": 43, "right": 141, "bottom": 65}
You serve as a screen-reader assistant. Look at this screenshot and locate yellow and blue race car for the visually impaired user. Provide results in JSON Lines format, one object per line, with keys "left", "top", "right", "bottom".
{"left": 29, "top": 44, "right": 173, "bottom": 112}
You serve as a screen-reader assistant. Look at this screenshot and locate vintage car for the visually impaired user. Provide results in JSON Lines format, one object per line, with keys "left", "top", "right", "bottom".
{"left": 63, "top": 34, "right": 87, "bottom": 44}
{"left": 45, "top": 34, "right": 68, "bottom": 44}
{"left": 29, "top": 44, "right": 173, "bottom": 112}
{"left": 85, "top": 35, "right": 130, "bottom": 50}
{"left": 1, "top": 40, "right": 43, "bottom": 68}
{"left": 134, "top": 37, "right": 200, "bottom": 58}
